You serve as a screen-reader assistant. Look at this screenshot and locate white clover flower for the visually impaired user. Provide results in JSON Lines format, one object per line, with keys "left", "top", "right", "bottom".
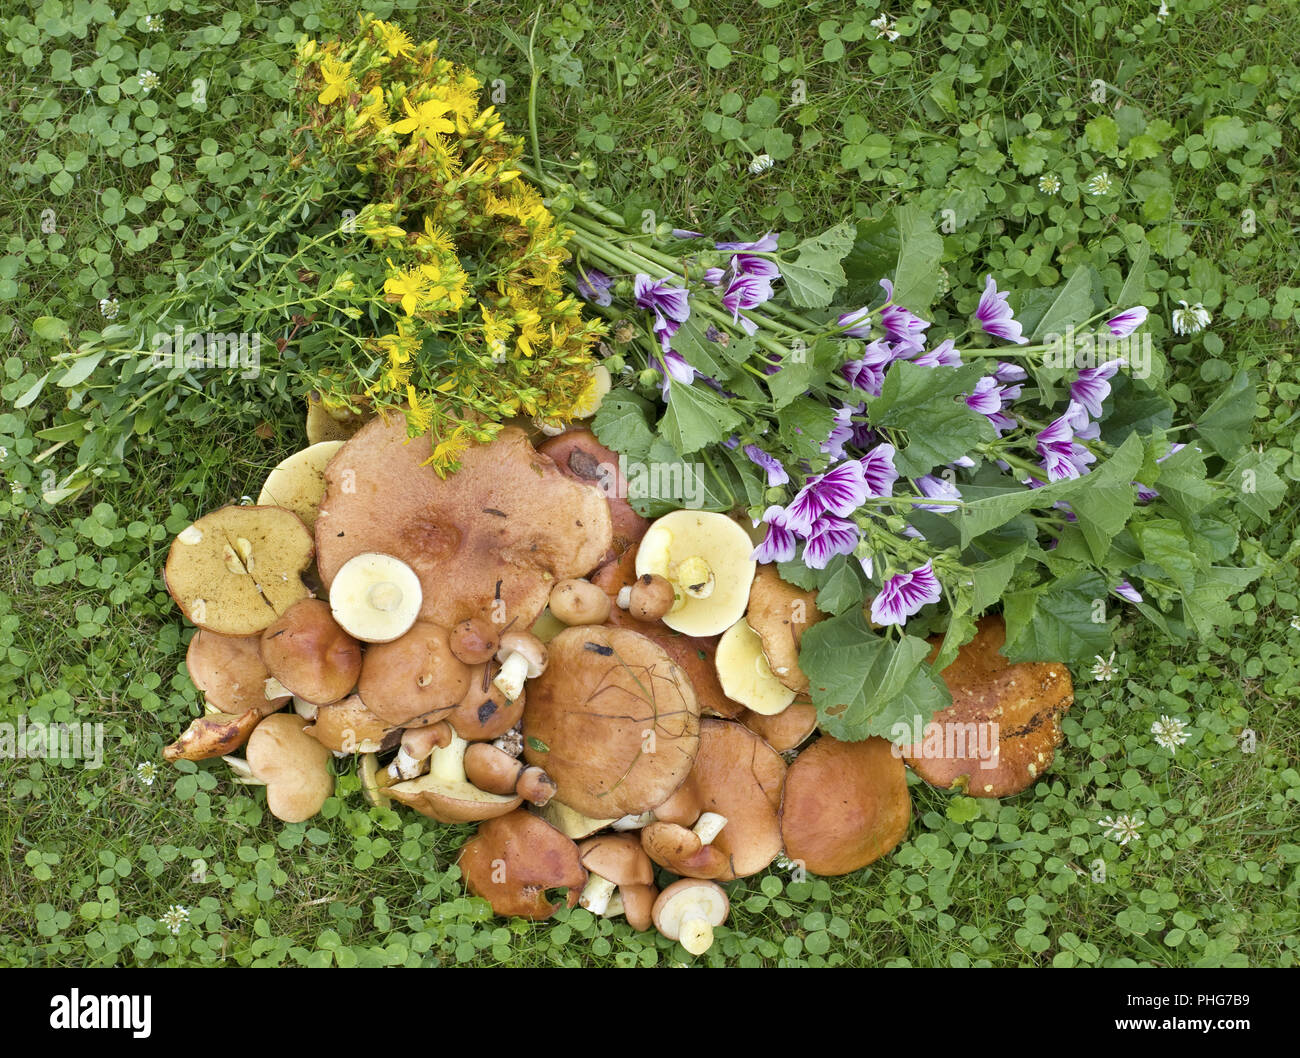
{"left": 137, "top": 760, "right": 158, "bottom": 786}
{"left": 1086, "top": 170, "right": 1113, "bottom": 195}
{"left": 1038, "top": 173, "right": 1061, "bottom": 194}
{"left": 1172, "top": 299, "right": 1212, "bottom": 335}
{"left": 0, "top": 446, "right": 8, "bottom": 460}
{"left": 749, "top": 154, "right": 775, "bottom": 176}
{"left": 1099, "top": 814, "right": 1144, "bottom": 845}
{"left": 98, "top": 297, "right": 120, "bottom": 320}
{"left": 1157, "top": 2, "right": 1170, "bottom": 22}
{"left": 160, "top": 905, "right": 190, "bottom": 935}
{"left": 935, "top": 267, "right": 950, "bottom": 296}
{"left": 1290, "top": 615, "right": 1300, "bottom": 631}
{"left": 1091, "top": 651, "right": 1119, "bottom": 682}
{"left": 9, "top": 481, "right": 23, "bottom": 496}
{"left": 1151, "top": 715, "right": 1190, "bottom": 753}
{"left": 870, "top": 13, "right": 901, "bottom": 41}
{"left": 145, "top": 14, "right": 163, "bottom": 31}
{"left": 138, "top": 69, "right": 160, "bottom": 93}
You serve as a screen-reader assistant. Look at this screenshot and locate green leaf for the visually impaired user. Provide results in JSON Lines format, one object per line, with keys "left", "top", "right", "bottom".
{"left": 969, "top": 546, "right": 1026, "bottom": 613}
{"left": 658, "top": 380, "right": 742, "bottom": 455}
{"left": 1203, "top": 115, "right": 1250, "bottom": 152}
{"left": 779, "top": 221, "right": 856, "bottom": 308}
{"left": 1133, "top": 518, "right": 1202, "bottom": 592}
{"left": 1192, "top": 370, "right": 1255, "bottom": 458}
{"left": 1152, "top": 441, "right": 1216, "bottom": 519}
{"left": 592, "top": 392, "right": 655, "bottom": 461}
{"left": 56, "top": 351, "right": 105, "bottom": 387}
{"left": 1002, "top": 569, "right": 1114, "bottom": 664}
{"left": 1115, "top": 240, "right": 1150, "bottom": 310}
{"left": 32, "top": 316, "right": 71, "bottom": 341}
{"left": 1181, "top": 566, "right": 1262, "bottom": 638}
{"left": 1069, "top": 471, "right": 1137, "bottom": 563}
{"left": 1229, "top": 448, "right": 1288, "bottom": 520}
{"left": 813, "top": 555, "right": 865, "bottom": 615}
{"left": 890, "top": 204, "right": 943, "bottom": 313}
{"left": 13, "top": 372, "right": 49, "bottom": 409}
{"left": 801, "top": 612, "right": 951, "bottom": 741}
{"left": 865, "top": 361, "right": 994, "bottom": 475}
{"left": 777, "top": 397, "right": 836, "bottom": 466}
{"left": 1085, "top": 116, "right": 1119, "bottom": 153}
{"left": 1030, "top": 266, "right": 1100, "bottom": 342}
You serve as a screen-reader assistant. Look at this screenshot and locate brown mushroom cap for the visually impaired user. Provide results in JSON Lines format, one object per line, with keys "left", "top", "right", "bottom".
{"left": 186, "top": 630, "right": 292, "bottom": 715}
{"left": 464, "top": 742, "right": 555, "bottom": 806}
{"left": 244, "top": 713, "right": 334, "bottom": 823}
{"left": 619, "top": 883, "right": 658, "bottom": 933}
{"left": 641, "top": 821, "right": 729, "bottom": 879}
{"left": 690, "top": 719, "right": 786, "bottom": 880}
{"left": 780, "top": 735, "right": 911, "bottom": 876}
{"left": 537, "top": 428, "right": 649, "bottom": 563}
{"left": 651, "top": 777, "right": 703, "bottom": 828}
{"left": 260, "top": 598, "right": 362, "bottom": 706}
{"left": 448, "top": 617, "right": 501, "bottom": 665}
{"left": 449, "top": 663, "right": 526, "bottom": 741}
{"left": 164, "top": 707, "right": 270, "bottom": 762}
{"left": 523, "top": 626, "right": 700, "bottom": 819}
{"left": 457, "top": 810, "right": 588, "bottom": 920}
{"left": 549, "top": 578, "right": 612, "bottom": 626}
{"left": 746, "top": 564, "right": 824, "bottom": 693}
{"left": 165, "top": 505, "right": 314, "bottom": 635}
{"left": 578, "top": 833, "right": 655, "bottom": 888}
{"left": 357, "top": 620, "right": 471, "bottom": 727}
{"left": 901, "top": 615, "right": 1074, "bottom": 797}
{"left": 382, "top": 735, "right": 523, "bottom": 823}
{"left": 741, "top": 700, "right": 819, "bottom": 753}
{"left": 302, "top": 694, "right": 399, "bottom": 754}
{"left": 626, "top": 574, "right": 675, "bottom": 621}
{"left": 315, "top": 419, "right": 612, "bottom": 633}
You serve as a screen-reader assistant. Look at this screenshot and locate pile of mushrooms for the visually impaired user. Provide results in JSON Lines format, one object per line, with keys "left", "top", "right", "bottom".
{"left": 160, "top": 406, "right": 1075, "bottom": 957}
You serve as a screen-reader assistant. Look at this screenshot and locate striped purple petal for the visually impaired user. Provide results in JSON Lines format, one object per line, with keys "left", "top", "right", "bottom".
{"left": 859, "top": 443, "right": 899, "bottom": 498}
{"left": 870, "top": 561, "right": 942, "bottom": 626}
{"left": 744, "top": 444, "right": 789, "bottom": 486}
{"left": 914, "top": 474, "right": 961, "bottom": 512}
{"left": 802, "top": 514, "right": 860, "bottom": 570}
{"left": 1106, "top": 306, "right": 1148, "bottom": 338}
{"left": 975, "top": 275, "right": 1028, "bottom": 345}
{"left": 715, "top": 232, "right": 779, "bottom": 252}
{"left": 785, "top": 460, "right": 869, "bottom": 535}
{"left": 751, "top": 506, "right": 797, "bottom": 563}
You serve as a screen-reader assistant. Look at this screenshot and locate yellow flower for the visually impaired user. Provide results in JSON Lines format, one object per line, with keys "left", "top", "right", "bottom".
{"left": 373, "top": 20, "right": 414, "bottom": 58}
{"left": 383, "top": 261, "right": 431, "bottom": 315}
{"left": 385, "top": 95, "right": 455, "bottom": 143}
{"left": 405, "top": 385, "right": 434, "bottom": 433}
{"left": 414, "top": 216, "right": 456, "bottom": 256}
{"left": 317, "top": 56, "right": 354, "bottom": 105}
{"left": 430, "top": 425, "right": 471, "bottom": 468}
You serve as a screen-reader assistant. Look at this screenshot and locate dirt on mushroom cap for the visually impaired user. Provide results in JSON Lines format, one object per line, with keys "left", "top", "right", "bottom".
{"left": 314, "top": 418, "right": 613, "bottom": 632}
{"left": 522, "top": 625, "right": 701, "bottom": 819}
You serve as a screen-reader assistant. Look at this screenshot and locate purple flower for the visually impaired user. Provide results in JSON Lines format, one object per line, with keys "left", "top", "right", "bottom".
{"left": 1106, "top": 306, "right": 1149, "bottom": 338}
{"left": 1070, "top": 360, "right": 1123, "bottom": 419}
{"left": 836, "top": 307, "right": 872, "bottom": 339}
{"left": 911, "top": 338, "right": 963, "bottom": 368}
{"left": 1112, "top": 580, "right": 1144, "bottom": 604}
{"left": 878, "top": 278, "right": 930, "bottom": 353}
{"left": 821, "top": 405, "right": 856, "bottom": 461}
{"left": 975, "top": 275, "right": 1028, "bottom": 345}
{"left": 635, "top": 274, "right": 691, "bottom": 348}
{"left": 702, "top": 267, "right": 726, "bottom": 286}
{"left": 752, "top": 506, "right": 797, "bottom": 563}
{"left": 994, "top": 360, "right": 1027, "bottom": 384}
{"left": 732, "top": 253, "right": 782, "bottom": 280}
{"left": 803, "top": 515, "right": 860, "bottom": 570}
{"left": 744, "top": 444, "right": 789, "bottom": 486}
{"left": 722, "top": 435, "right": 740, "bottom": 450}
{"left": 840, "top": 339, "right": 896, "bottom": 396}
{"left": 870, "top": 561, "right": 942, "bottom": 626}
{"left": 575, "top": 267, "right": 613, "bottom": 307}
{"left": 965, "top": 375, "right": 1003, "bottom": 417}
{"left": 1035, "top": 401, "right": 1096, "bottom": 482}
{"left": 716, "top": 232, "right": 779, "bottom": 252}
{"left": 786, "top": 460, "right": 869, "bottom": 535}
{"left": 721, "top": 271, "right": 774, "bottom": 321}
{"left": 914, "top": 474, "right": 962, "bottom": 512}
{"left": 672, "top": 229, "right": 704, "bottom": 240}
{"left": 859, "top": 443, "right": 899, "bottom": 498}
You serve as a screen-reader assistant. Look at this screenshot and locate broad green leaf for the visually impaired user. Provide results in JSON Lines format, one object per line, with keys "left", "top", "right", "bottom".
{"left": 1115, "top": 240, "right": 1150, "bottom": 310}
{"left": 56, "top": 351, "right": 105, "bottom": 387}
{"left": 1031, "top": 266, "right": 1100, "bottom": 342}
{"left": 814, "top": 555, "right": 865, "bottom": 615}
{"left": 1002, "top": 569, "right": 1114, "bottom": 664}
{"left": 1133, "top": 518, "right": 1202, "bottom": 591}
{"left": 891, "top": 204, "right": 943, "bottom": 313}
{"left": 658, "top": 380, "right": 742, "bottom": 455}
{"left": 1229, "top": 448, "right": 1288, "bottom": 520}
{"left": 1152, "top": 441, "right": 1216, "bottom": 519}
{"left": 1193, "top": 370, "right": 1255, "bottom": 458}
{"left": 33, "top": 316, "right": 71, "bottom": 341}
{"left": 13, "top": 372, "right": 49, "bottom": 409}
{"left": 592, "top": 392, "right": 656, "bottom": 461}
{"left": 969, "top": 546, "right": 1027, "bottom": 613}
{"left": 1181, "top": 566, "right": 1262, "bottom": 638}
{"left": 780, "top": 221, "right": 856, "bottom": 308}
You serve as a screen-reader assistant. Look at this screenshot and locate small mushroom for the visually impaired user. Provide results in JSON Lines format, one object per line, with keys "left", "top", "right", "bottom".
{"left": 302, "top": 694, "right": 399, "bottom": 754}
{"left": 744, "top": 564, "right": 823, "bottom": 693}
{"left": 617, "top": 573, "right": 675, "bottom": 622}
{"left": 635, "top": 511, "right": 757, "bottom": 637}
{"left": 328, "top": 552, "right": 423, "bottom": 643}
{"left": 382, "top": 732, "right": 522, "bottom": 823}
{"left": 715, "top": 618, "right": 796, "bottom": 716}
{"left": 387, "top": 722, "right": 454, "bottom": 780}
{"left": 548, "top": 578, "right": 611, "bottom": 626}
{"left": 256, "top": 440, "right": 344, "bottom": 531}
{"left": 577, "top": 833, "right": 654, "bottom": 916}
{"left": 741, "top": 700, "right": 819, "bottom": 753}
{"left": 230, "top": 713, "right": 334, "bottom": 823}
{"left": 652, "top": 879, "right": 729, "bottom": 956}
{"left": 641, "top": 811, "right": 729, "bottom": 879}
{"left": 464, "top": 742, "right": 557, "bottom": 806}
{"left": 493, "top": 631, "right": 547, "bottom": 701}
{"left": 450, "top": 662, "right": 526, "bottom": 741}
{"left": 260, "top": 598, "right": 362, "bottom": 706}
{"left": 357, "top": 620, "right": 471, "bottom": 727}
{"left": 457, "top": 810, "right": 588, "bottom": 920}
{"left": 534, "top": 799, "right": 618, "bottom": 840}
{"left": 448, "top": 617, "right": 501, "bottom": 665}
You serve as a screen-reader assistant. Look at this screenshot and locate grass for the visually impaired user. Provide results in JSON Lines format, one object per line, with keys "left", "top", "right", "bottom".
{"left": 1, "top": 0, "right": 1297, "bottom": 966}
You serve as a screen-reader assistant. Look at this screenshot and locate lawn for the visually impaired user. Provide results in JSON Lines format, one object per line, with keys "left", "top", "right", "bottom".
{"left": 1, "top": 0, "right": 1297, "bottom": 967}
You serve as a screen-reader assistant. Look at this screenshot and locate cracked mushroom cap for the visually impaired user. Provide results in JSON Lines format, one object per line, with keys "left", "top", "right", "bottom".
{"left": 257, "top": 440, "right": 344, "bottom": 532}
{"left": 165, "top": 505, "right": 314, "bottom": 635}
{"left": 689, "top": 719, "right": 786, "bottom": 880}
{"left": 315, "top": 418, "right": 612, "bottom": 633}
{"left": 357, "top": 620, "right": 472, "bottom": 727}
{"left": 244, "top": 713, "right": 335, "bottom": 823}
{"left": 260, "top": 599, "right": 362, "bottom": 706}
{"left": 746, "top": 564, "right": 824, "bottom": 694}
{"left": 780, "top": 735, "right": 911, "bottom": 876}
{"left": 537, "top": 428, "right": 649, "bottom": 563}
{"left": 458, "top": 810, "right": 588, "bottom": 920}
{"left": 185, "top": 630, "right": 292, "bottom": 716}
{"left": 522, "top": 625, "right": 700, "bottom": 819}
{"left": 901, "top": 615, "right": 1074, "bottom": 798}
{"left": 715, "top": 617, "right": 796, "bottom": 717}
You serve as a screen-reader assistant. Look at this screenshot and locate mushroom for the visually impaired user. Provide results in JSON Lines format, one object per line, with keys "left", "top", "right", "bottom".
{"left": 449, "top": 663, "right": 526, "bottom": 741}
{"left": 607, "top": 884, "right": 658, "bottom": 932}
{"left": 356, "top": 620, "right": 471, "bottom": 727}
{"left": 635, "top": 511, "right": 757, "bottom": 637}
{"left": 577, "top": 833, "right": 654, "bottom": 916}
{"left": 328, "top": 552, "right": 423, "bottom": 643}
{"left": 464, "top": 742, "right": 557, "bottom": 806}
{"left": 780, "top": 735, "right": 911, "bottom": 876}
{"left": 165, "top": 505, "right": 314, "bottom": 636}
{"left": 617, "top": 573, "right": 675, "bottom": 621}
{"left": 228, "top": 713, "right": 334, "bottom": 823}
{"left": 548, "top": 578, "right": 611, "bottom": 626}
{"left": 522, "top": 625, "right": 700, "bottom": 819}
{"left": 652, "top": 879, "right": 729, "bottom": 956}
{"left": 493, "top": 631, "right": 547, "bottom": 701}
{"left": 382, "top": 732, "right": 522, "bottom": 823}
{"left": 745, "top": 564, "right": 824, "bottom": 693}
{"left": 741, "top": 700, "right": 819, "bottom": 753}
{"left": 165, "top": 707, "right": 273, "bottom": 763}
{"left": 715, "top": 618, "right": 796, "bottom": 716}
{"left": 901, "top": 615, "right": 1074, "bottom": 797}
{"left": 448, "top": 617, "right": 500, "bottom": 665}
{"left": 259, "top": 598, "right": 362, "bottom": 705}
{"left": 387, "top": 722, "right": 454, "bottom": 780}
{"left": 302, "top": 694, "right": 400, "bottom": 754}
{"left": 315, "top": 419, "right": 612, "bottom": 635}
{"left": 184, "top": 630, "right": 293, "bottom": 715}
{"left": 537, "top": 427, "right": 649, "bottom": 563}
{"left": 305, "top": 393, "right": 369, "bottom": 445}
{"left": 256, "top": 440, "right": 344, "bottom": 532}
{"left": 641, "top": 812, "right": 730, "bottom": 879}
{"left": 457, "top": 810, "right": 588, "bottom": 920}
{"left": 534, "top": 799, "right": 618, "bottom": 840}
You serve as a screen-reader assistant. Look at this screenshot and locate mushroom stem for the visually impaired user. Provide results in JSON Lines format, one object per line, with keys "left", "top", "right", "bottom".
{"left": 427, "top": 734, "right": 469, "bottom": 784}
{"left": 675, "top": 556, "right": 715, "bottom": 600}
{"left": 359, "top": 753, "right": 383, "bottom": 807}
{"left": 494, "top": 651, "right": 530, "bottom": 701}
{"left": 616, "top": 586, "right": 633, "bottom": 610}
{"left": 367, "top": 581, "right": 403, "bottom": 611}
{"left": 693, "top": 811, "right": 728, "bottom": 845}
{"left": 579, "top": 873, "right": 618, "bottom": 916}
{"left": 611, "top": 811, "right": 656, "bottom": 831}
{"left": 603, "top": 890, "right": 626, "bottom": 919}
{"left": 220, "top": 755, "right": 266, "bottom": 784}
{"left": 679, "top": 910, "right": 715, "bottom": 955}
